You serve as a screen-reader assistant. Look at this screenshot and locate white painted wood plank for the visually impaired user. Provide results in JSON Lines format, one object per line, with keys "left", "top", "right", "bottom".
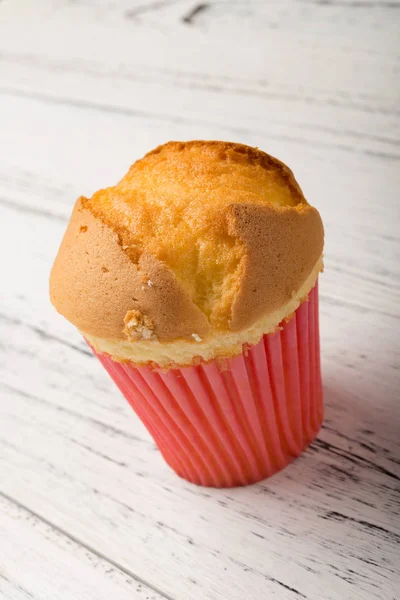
{"left": 0, "top": 0, "right": 399, "bottom": 598}
{"left": 0, "top": 495, "right": 167, "bottom": 600}
{"left": 1, "top": 0, "right": 399, "bottom": 140}
{"left": 0, "top": 13, "right": 398, "bottom": 161}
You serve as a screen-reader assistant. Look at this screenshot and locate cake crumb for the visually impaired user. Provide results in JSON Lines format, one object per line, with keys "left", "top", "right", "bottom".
{"left": 124, "top": 309, "right": 156, "bottom": 342}
{"left": 147, "top": 280, "right": 153, "bottom": 287}
{"left": 192, "top": 333, "right": 202, "bottom": 342}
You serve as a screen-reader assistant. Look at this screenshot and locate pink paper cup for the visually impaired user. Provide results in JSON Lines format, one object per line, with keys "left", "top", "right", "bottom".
{"left": 92, "top": 283, "right": 323, "bottom": 487}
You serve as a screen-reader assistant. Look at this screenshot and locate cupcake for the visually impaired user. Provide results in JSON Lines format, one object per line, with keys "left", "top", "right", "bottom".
{"left": 50, "top": 141, "right": 324, "bottom": 487}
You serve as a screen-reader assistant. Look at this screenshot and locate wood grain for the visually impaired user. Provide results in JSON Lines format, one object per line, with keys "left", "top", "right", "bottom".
{"left": 0, "top": 495, "right": 167, "bottom": 600}
{"left": 0, "top": 1, "right": 399, "bottom": 598}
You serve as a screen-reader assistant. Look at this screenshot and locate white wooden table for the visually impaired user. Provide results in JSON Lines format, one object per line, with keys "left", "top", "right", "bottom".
{"left": 1, "top": 1, "right": 399, "bottom": 599}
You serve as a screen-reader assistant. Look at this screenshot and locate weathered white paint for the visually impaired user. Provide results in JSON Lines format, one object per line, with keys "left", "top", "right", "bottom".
{"left": 0, "top": 1, "right": 399, "bottom": 599}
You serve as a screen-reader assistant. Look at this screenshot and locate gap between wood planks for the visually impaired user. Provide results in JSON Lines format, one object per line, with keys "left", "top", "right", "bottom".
{"left": 0, "top": 86, "right": 398, "bottom": 161}
{"left": 0, "top": 490, "right": 174, "bottom": 600}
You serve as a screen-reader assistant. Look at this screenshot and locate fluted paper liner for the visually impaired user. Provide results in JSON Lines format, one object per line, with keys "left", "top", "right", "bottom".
{"left": 92, "top": 283, "right": 323, "bottom": 487}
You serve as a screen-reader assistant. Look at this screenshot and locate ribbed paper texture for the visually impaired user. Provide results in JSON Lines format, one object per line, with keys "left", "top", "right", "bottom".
{"left": 93, "top": 283, "right": 323, "bottom": 487}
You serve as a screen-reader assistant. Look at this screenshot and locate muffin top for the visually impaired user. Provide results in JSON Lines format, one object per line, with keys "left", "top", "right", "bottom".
{"left": 50, "top": 141, "right": 323, "bottom": 361}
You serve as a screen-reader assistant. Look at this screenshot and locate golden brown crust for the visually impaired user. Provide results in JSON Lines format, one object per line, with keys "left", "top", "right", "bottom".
{"left": 228, "top": 203, "right": 324, "bottom": 330}
{"left": 50, "top": 141, "right": 324, "bottom": 345}
{"left": 143, "top": 140, "right": 304, "bottom": 203}
{"left": 50, "top": 198, "right": 210, "bottom": 341}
